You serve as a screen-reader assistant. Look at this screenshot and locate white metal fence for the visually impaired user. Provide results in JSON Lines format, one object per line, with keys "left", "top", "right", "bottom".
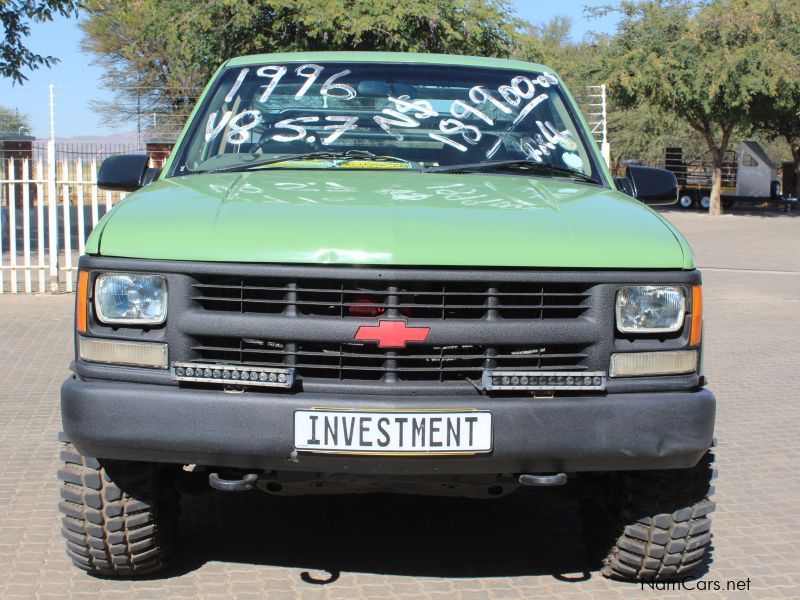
{"left": 0, "top": 143, "right": 129, "bottom": 294}
{"left": 579, "top": 84, "right": 611, "bottom": 167}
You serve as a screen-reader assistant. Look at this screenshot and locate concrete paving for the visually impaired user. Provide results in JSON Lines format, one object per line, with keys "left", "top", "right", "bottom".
{"left": 0, "top": 208, "right": 798, "bottom": 599}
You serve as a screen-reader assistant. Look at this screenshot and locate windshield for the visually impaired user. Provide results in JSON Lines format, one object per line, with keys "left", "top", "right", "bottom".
{"left": 173, "top": 61, "right": 600, "bottom": 181}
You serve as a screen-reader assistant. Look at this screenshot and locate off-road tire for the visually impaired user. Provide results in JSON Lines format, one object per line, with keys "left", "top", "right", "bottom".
{"left": 58, "top": 441, "right": 178, "bottom": 577}
{"left": 600, "top": 451, "right": 716, "bottom": 581}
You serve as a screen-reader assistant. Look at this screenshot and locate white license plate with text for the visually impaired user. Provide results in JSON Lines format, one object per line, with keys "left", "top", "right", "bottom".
{"left": 294, "top": 410, "right": 492, "bottom": 455}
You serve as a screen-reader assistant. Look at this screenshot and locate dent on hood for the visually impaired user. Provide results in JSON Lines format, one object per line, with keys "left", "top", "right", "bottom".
{"left": 311, "top": 248, "right": 393, "bottom": 263}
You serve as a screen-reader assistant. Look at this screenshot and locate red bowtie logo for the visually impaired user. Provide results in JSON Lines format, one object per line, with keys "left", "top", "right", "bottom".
{"left": 354, "top": 320, "right": 430, "bottom": 348}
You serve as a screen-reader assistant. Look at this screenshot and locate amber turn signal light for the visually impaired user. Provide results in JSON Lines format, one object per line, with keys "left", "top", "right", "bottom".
{"left": 76, "top": 271, "right": 89, "bottom": 334}
{"left": 690, "top": 285, "right": 702, "bottom": 346}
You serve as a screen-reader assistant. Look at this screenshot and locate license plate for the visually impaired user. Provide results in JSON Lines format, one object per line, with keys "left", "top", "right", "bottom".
{"left": 294, "top": 410, "right": 492, "bottom": 455}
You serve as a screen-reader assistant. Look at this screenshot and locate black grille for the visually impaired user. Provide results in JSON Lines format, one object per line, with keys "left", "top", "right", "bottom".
{"left": 192, "top": 276, "right": 590, "bottom": 320}
{"left": 191, "top": 338, "right": 588, "bottom": 383}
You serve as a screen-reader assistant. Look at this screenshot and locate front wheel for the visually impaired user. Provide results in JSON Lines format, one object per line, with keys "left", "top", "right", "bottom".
{"left": 585, "top": 451, "right": 716, "bottom": 581}
{"left": 58, "top": 442, "right": 178, "bottom": 577}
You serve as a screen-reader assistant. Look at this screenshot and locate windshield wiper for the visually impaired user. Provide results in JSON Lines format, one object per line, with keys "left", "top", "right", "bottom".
{"left": 424, "top": 159, "right": 601, "bottom": 184}
{"left": 198, "top": 150, "right": 411, "bottom": 174}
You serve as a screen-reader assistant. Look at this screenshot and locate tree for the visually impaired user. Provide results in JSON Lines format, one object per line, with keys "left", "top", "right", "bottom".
{"left": 601, "top": 0, "right": 796, "bottom": 215}
{"left": 752, "top": 96, "right": 800, "bottom": 198}
{"left": 79, "top": 0, "right": 523, "bottom": 136}
{"left": 747, "top": 0, "right": 800, "bottom": 198}
{"left": 0, "top": 105, "right": 30, "bottom": 135}
{"left": 1, "top": 0, "right": 78, "bottom": 84}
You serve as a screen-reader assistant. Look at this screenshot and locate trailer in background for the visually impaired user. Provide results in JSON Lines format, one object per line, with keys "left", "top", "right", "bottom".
{"left": 665, "top": 141, "right": 783, "bottom": 210}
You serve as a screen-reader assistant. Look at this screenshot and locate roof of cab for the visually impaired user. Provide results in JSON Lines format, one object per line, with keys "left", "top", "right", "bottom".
{"left": 225, "top": 51, "right": 556, "bottom": 74}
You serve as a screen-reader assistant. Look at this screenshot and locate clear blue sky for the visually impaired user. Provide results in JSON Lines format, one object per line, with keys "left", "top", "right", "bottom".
{"left": 0, "top": 1, "right": 620, "bottom": 139}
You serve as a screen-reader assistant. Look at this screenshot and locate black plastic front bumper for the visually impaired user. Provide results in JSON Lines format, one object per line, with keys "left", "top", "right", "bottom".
{"left": 61, "top": 376, "right": 715, "bottom": 474}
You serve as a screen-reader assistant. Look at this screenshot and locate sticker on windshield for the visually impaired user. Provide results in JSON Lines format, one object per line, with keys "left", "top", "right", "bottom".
{"left": 562, "top": 152, "right": 584, "bottom": 171}
{"left": 558, "top": 134, "right": 578, "bottom": 152}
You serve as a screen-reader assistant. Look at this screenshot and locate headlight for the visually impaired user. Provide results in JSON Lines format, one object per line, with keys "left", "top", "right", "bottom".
{"left": 616, "top": 286, "right": 685, "bottom": 333}
{"left": 95, "top": 274, "right": 167, "bottom": 325}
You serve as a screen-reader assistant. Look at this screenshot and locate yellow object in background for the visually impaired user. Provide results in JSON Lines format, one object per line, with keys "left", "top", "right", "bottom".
{"left": 338, "top": 161, "right": 411, "bottom": 169}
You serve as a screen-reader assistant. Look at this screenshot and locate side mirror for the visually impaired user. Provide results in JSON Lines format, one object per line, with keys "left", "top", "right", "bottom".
{"left": 97, "top": 154, "right": 161, "bottom": 192}
{"left": 620, "top": 166, "right": 678, "bottom": 205}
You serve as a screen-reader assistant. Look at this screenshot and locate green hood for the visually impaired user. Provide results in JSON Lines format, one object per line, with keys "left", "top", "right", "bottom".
{"left": 89, "top": 171, "right": 693, "bottom": 269}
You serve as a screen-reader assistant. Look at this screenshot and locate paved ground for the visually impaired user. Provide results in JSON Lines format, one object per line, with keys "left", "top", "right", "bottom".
{"left": 0, "top": 209, "right": 798, "bottom": 599}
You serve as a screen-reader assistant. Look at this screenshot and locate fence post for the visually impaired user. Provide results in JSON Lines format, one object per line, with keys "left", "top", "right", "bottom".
{"left": 1, "top": 158, "right": 6, "bottom": 295}
{"left": 8, "top": 160, "right": 17, "bottom": 293}
{"left": 22, "top": 159, "right": 32, "bottom": 293}
{"left": 47, "top": 140, "right": 59, "bottom": 292}
{"left": 77, "top": 157, "right": 85, "bottom": 258}
{"left": 36, "top": 158, "right": 45, "bottom": 293}
{"left": 62, "top": 156, "right": 73, "bottom": 293}
{"left": 90, "top": 157, "right": 99, "bottom": 227}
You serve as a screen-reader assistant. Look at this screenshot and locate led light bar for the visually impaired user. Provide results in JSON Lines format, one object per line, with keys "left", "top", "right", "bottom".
{"left": 483, "top": 370, "right": 606, "bottom": 391}
{"left": 172, "top": 361, "right": 294, "bottom": 388}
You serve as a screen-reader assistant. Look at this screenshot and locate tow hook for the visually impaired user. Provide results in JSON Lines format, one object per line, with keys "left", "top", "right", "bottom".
{"left": 208, "top": 472, "right": 259, "bottom": 492}
{"left": 518, "top": 473, "right": 568, "bottom": 487}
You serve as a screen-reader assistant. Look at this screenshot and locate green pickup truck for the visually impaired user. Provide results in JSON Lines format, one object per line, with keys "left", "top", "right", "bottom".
{"left": 59, "top": 52, "right": 716, "bottom": 582}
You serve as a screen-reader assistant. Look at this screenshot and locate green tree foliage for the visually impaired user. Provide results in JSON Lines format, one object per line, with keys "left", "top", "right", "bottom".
{"left": 1, "top": 0, "right": 78, "bottom": 84}
{"left": 80, "top": 0, "right": 523, "bottom": 135}
{"left": 602, "top": 0, "right": 797, "bottom": 214}
{"left": 0, "top": 105, "right": 30, "bottom": 135}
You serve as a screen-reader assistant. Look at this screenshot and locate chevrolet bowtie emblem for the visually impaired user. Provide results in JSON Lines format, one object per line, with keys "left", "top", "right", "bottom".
{"left": 354, "top": 320, "right": 430, "bottom": 348}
